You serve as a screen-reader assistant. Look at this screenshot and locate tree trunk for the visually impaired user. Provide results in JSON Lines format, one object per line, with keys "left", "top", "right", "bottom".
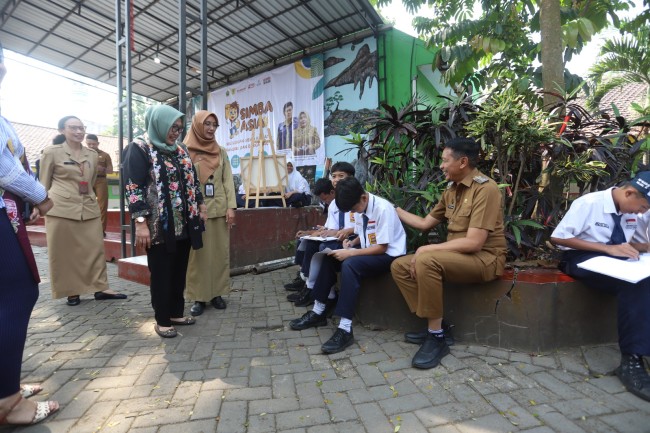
{"left": 540, "top": 0, "right": 565, "bottom": 110}
{"left": 536, "top": 0, "right": 565, "bottom": 218}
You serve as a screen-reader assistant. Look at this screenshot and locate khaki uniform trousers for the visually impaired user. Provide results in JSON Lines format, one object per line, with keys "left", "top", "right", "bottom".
{"left": 94, "top": 177, "right": 109, "bottom": 232}
{"left": 391, "top": 250, "right": 499, "bottom": 319}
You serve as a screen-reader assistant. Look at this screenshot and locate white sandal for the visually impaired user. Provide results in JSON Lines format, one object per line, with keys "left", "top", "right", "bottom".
{"left": 20, "top": 384, "right": 43, "bottom": 399}
{"left": 32, "top": 400, "right": 58, "bottom": 424}
{"left": 0, "top": 396, "right": 59, "bottom": 425}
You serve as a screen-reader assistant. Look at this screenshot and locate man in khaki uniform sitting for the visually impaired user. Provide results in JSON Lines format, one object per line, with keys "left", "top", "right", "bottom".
{"left": 86, "top": 134, "right": 113, "bottom": 235}
{"left": 391, "top": 137, "right": 507, "bottom": 369}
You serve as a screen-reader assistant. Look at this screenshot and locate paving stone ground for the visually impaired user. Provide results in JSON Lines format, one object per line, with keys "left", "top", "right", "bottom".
{"left": 4, "top": 246, "right": 650, "bottom": 433}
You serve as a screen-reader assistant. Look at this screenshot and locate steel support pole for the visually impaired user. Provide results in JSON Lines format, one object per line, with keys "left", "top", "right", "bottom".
{"left": 116, "top": 0, "right": 135, "bottom": 258}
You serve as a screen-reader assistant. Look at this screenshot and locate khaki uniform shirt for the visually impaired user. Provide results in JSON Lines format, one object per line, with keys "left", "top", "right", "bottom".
{"left": 429, "top": 168, "right": 508, "bottom": 274}
{"left": 195, "top": 146, "right": 237, "bottom": 218}
{"left": 95, "top": 148, "right": 113, "bottom": 179}
{"left": 39, "top": 142, "right": 100, "bottom": 220}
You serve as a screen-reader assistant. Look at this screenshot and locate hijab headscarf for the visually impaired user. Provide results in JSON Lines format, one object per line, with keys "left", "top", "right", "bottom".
{"left": 184, "top": 110, "right": 221, "bottom": 185}
{"left": 148, "top": 105, "right": 184, "bottom": 153}
{"left": 286, "top": 157, "right": 309, "bottom": 193}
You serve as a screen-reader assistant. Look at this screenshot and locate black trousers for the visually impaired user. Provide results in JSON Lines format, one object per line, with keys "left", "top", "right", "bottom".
{"left": 286, "top": 192, "right": 311, "bottom": 208}
{"left": 560, "top": 250, "right": 650, "bottom": 355}
{"left": 0, "top": 209, "right": 39, "bottom": 398}
{"left": 147, "top": 239, "right": 191, "bottom": 327}
{"left": 312, "top": 253, "right": 396, "bottom": 320}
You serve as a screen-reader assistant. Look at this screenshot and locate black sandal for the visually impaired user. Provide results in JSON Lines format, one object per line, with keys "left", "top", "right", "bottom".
{"left": 66, "top": 296, "right": 80, "bottom": 306}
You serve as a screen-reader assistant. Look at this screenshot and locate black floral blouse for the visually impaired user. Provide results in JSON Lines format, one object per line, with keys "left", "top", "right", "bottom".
{"left": 123, "top": 138, "right": 204, "bottom": 249}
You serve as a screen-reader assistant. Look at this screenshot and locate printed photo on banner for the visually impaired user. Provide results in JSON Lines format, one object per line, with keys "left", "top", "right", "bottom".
{"left": 207, "top": 56, "right": 325, "bottom": 175}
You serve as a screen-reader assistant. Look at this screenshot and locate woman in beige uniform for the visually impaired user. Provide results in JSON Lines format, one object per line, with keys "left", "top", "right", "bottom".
{"left": 39, "top": 116, "right": 126, "bottom": 306}
{"left": 184, "top": 111, "right": 237, "bottom": 316}
{"left": 293, "top": 111, "right": 320, "bottom": 156}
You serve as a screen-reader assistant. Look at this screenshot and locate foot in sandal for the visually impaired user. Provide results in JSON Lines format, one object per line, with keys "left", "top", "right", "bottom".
{"left": 19, "top": 384, "right": 43, "bottom": 399}
{"left": 0, "top": 394, "right": 59, "bottom": 425}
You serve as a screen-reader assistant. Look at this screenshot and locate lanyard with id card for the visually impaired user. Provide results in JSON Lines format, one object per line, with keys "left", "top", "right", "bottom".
{"left": 66, "top": 160, "right": 89, "bottom": 194}
{"left": 204, "top": 175, "right": 215, "bottom": 198}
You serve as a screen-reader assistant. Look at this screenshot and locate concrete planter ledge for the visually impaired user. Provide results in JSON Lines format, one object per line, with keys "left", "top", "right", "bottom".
{"left": 356, "top": 268, "right": 617, "bottom": 353}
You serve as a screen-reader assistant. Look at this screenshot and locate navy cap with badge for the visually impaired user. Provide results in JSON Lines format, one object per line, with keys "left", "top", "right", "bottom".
{"left": 631, "top": 171, "right": 650, "bottom": 199}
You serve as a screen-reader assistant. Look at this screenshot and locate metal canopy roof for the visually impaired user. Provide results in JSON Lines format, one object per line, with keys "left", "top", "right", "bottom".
{"left": 0, "top": 0, "right": 385, "bottom": 103}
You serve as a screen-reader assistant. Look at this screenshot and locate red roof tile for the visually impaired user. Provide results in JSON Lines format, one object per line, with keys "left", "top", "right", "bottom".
{"left": 11, "top": 122, "right": 127, "bottom": 166}
{"left": 597, "top": 82, "right": 649, "bottom": 121}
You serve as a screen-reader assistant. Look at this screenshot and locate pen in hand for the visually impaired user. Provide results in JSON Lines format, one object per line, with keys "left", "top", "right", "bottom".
{"left": 343, "top": 234, "right": 358, "bottom": 249}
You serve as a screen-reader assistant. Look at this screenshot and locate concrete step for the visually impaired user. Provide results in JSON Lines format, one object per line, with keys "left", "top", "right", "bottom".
{"left": 26, "top": 224, "right": 146, "bottom": 262}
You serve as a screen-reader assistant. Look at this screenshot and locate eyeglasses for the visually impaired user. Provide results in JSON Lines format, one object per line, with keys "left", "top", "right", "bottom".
{"left": 67, "top": 125, "right": 86, "bottom": 132}
{"left": 203, "top": 121, "right": 219, "bottom": 128}
{"left": 170, "top": 125, "right": 184, "bottom": 134}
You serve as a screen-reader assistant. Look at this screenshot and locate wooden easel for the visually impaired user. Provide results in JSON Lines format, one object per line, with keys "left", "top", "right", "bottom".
{"left": 243, "top": 120, "right": 287, "bottom": 208}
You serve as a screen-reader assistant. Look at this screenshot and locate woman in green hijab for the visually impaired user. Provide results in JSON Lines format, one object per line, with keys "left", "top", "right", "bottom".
{"left": 123, "top": 105, "right": 208, "bottom": 338}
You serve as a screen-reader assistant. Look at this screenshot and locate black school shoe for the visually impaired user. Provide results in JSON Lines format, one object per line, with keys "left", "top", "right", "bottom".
{"left": 287, "top": 286, "right": 309, "bottom": 302}
{"left": 289, "top": 310, "right": 326, "bottom": 330}
{"left": 284, "top": 276, "right": 305, "bottom": 291}
{"left": 190, "top": 301, "right": 205, "bottom": 316}
{"left": 66, "top": 295, "right": 81, "bottom": 306}
{"left": 616, "top": 354, "right": 650, "bottom": 402}
{"left": 94, "top": 291, "right": 127, "bottom": 300}
{"left": 321, "top": 328, "right": 354, "bottom": 354}
{"left": 412, "top": 333, "right": 450, "bottom": 369}
{"left": 294, "top": 289, "right": 314, "bottom": 307}
{"left": 405, "top": 320, "right": 455, "bottom": 346}
{"left": 211, "top": 296, "right": 227, "bottom": 309}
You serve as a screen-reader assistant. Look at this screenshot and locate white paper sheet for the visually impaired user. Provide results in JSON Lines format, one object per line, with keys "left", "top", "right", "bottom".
{"left": 300, "top": 235, "right": 339, "bottom": 242}
{"left": 577, "top": 253, "right": 650, "bottom": 283}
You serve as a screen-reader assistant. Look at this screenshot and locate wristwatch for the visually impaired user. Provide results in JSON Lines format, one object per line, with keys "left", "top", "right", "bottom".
{"left": 135, "top": 216, "right": 146, "bottom": 223}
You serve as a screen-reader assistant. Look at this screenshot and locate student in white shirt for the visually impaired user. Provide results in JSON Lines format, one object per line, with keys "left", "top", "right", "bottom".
{"left": 551, "top": 171, "right": 650, "bottom": 402}
{"left": 289, "top": 177, "right": 406, "bottom": 354}
{"left": 285, "top": 162, "right": 356, "bottom": 307}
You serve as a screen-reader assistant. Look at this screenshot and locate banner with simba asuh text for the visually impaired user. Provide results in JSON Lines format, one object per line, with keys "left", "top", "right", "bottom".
{"left": 207, "top": 56, "right": 325, "bottom": 176}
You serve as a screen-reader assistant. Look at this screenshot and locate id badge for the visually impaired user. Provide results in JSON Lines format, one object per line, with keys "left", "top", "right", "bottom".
{"left": 79, "top": 181, "right": 89, "bottom": 194}
{"left": 205, "top": 183, "right": 215, "bottom": 198}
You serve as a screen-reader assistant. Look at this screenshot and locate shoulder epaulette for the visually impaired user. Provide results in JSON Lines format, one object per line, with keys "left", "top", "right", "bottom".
{"left": 473, "top": 175, "right": 489, "bottom": 184}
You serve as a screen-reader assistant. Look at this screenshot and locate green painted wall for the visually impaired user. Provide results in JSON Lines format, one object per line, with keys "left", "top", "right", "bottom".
{"left": 377, "top": 28, "right": 443, "bottom": 108}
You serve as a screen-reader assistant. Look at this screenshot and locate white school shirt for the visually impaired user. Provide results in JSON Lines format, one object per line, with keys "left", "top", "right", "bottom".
{"left": 354, "top": 193, "right": 406, "bottom": 257}
{"left": 551, "top": 187, "right": 640, "bottom": 250}
{"left": 323, "top": 199, "right": 356, "bottom": 231}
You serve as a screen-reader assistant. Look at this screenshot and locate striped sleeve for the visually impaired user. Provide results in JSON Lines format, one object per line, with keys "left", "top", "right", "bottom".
{"left": 0, "top": 117, "right": 47, "bottom": 207}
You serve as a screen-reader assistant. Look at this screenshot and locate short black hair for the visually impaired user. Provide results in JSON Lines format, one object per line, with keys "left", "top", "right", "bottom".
{"left": 330, "top": 161, "right": 355, "bottom": 176}
{"left": 445, "top": 137, "right": 480, "bottom": 167}
{"left": 313, "top": 178, "right": 333, "bottom": 196}
{"left": 335, "top": 177, "right": 365, "bottom": 212}
{"left": 86, "top": 134, "right": 98, "bottom": 141}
